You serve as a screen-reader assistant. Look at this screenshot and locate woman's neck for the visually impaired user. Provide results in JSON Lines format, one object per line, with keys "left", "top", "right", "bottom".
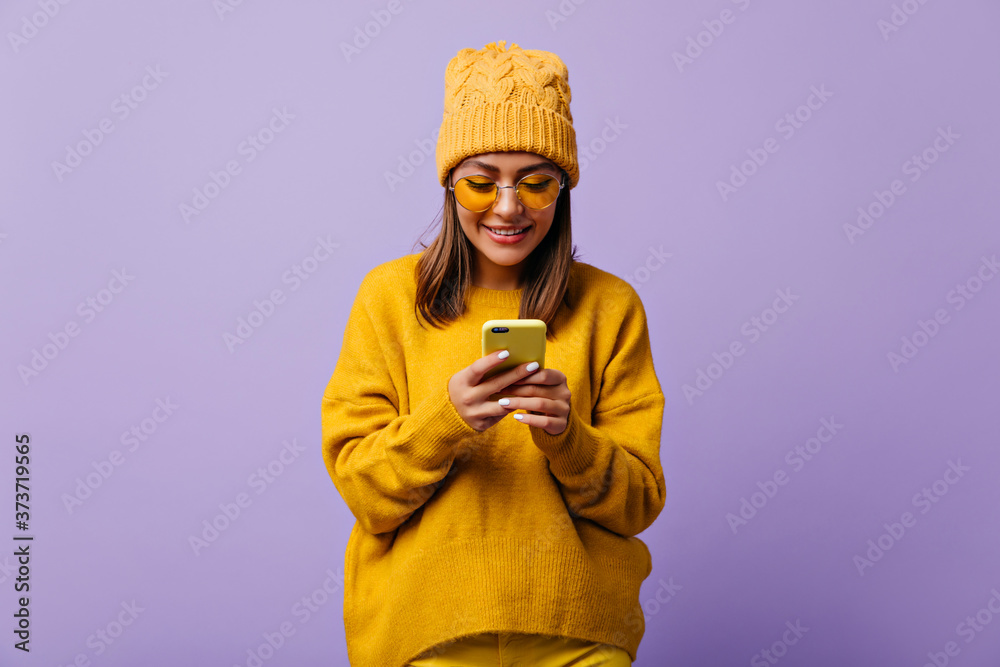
{"left": 473, "top": 260, "right": 524, "bottom": 291}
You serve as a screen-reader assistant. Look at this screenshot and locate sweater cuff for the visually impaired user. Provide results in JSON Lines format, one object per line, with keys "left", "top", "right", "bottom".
{"left": 529, "top": 404, "right": 598, "bottom": 478}
{"left": 404, "top": 385, "right": 482, "bottom": 467}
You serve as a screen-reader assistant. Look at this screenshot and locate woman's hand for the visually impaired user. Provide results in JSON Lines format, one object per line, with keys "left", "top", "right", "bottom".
{"left": 498, "top": 367, "right": 571, "bottom": 436}
{"left": 448, "top": 350, "right": 545, "bottom": 432}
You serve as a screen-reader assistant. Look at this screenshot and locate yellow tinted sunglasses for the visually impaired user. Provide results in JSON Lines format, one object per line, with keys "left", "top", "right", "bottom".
{"left": 449, "top": 172, "right": 565, "bottom": 212}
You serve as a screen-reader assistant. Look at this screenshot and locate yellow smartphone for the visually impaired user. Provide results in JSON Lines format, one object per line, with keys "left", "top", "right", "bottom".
{"left": 482, "top": 319, "right": 546, "bottom": 381}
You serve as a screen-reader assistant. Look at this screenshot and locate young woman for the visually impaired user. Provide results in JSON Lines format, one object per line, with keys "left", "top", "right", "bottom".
{"left": 321, "top": 41, "right": 666, "bottom": 667}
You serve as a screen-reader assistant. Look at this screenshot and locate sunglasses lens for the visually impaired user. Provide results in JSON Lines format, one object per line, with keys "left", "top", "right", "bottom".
{"left": 454, "top": 177, "right": 497, "bottom": 211}
{"left": 516, "top": 175, "right": 560, "bottom": 209}
{"left": 453, "top": 174, "right": 562, "bottom": 211}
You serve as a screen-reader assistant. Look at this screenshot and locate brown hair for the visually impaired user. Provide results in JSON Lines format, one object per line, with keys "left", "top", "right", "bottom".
{"left": 411, "top": 167, "right": 580, "bottom": 342}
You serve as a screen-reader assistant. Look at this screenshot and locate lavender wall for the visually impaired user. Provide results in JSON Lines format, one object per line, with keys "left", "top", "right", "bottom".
{"left": 3, "top": 1, "right": 998, "bottom": 665}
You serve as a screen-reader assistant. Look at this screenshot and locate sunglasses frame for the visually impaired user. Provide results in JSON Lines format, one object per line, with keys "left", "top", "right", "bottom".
{"left": 448, "top": 171, "right": 566, "bottom": 212}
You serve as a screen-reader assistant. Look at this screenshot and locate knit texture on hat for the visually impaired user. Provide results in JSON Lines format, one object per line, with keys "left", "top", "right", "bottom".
{"left": 436, "top": 40, "right": 579, "bottom": 189}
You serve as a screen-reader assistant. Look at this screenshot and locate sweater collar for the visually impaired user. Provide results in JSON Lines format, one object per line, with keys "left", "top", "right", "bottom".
{"left": 465, "top": 284, "right": 523, "bottom": 308}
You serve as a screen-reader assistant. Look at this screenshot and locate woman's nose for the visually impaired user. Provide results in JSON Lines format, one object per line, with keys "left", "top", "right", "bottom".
{"left": 491, "top": 185, "right": 522, "bottom": 215}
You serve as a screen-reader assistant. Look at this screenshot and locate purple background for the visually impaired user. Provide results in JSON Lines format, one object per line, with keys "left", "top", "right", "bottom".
{"left": 3, "top": 1, "right": 999, "bottom": 665}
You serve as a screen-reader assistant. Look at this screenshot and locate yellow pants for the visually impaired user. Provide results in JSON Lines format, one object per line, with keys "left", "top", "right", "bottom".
{"left": 406, "top": 632, "right": 633, "bottom": 666}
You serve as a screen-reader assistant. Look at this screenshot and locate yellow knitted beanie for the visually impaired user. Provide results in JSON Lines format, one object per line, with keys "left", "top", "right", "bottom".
{"left": 436, "top": 40, "right": 579, "bottom": 190}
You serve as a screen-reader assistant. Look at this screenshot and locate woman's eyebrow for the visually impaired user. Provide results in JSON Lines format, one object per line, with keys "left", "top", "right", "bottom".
{"left": 460, "top": 160, "right": 558, "bottom": 174}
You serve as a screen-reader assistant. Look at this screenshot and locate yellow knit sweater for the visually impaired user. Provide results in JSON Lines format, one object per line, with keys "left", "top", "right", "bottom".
{"left": 320, "top": 252, "right": 666, "bottom": 666}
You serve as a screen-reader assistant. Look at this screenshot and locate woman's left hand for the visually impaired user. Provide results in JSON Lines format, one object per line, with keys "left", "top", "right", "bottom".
{"left": 497, "top": 367, "right": 571, "bottom": 436}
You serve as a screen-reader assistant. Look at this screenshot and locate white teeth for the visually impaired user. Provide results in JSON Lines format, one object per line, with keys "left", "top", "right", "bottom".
{"left": 487, "top": 226, "right": 528, "bottom": 236}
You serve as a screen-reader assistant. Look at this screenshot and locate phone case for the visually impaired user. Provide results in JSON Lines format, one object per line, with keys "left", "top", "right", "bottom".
{"left": 481, "top": 319, "right": 547, "bottom": 381}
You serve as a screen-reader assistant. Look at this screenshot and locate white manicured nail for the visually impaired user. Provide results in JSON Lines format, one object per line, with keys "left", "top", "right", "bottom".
{"left": 525, "top": 361, "right": 539, "bottom": 372}
{"left": 498, "top": 350, "right": 509, "bottom": 359}
{"left": 514, "top": 414, "right": 524, "bottom": 421}
{"left": 499, "top": 398, "right": 510, "bottom": 406}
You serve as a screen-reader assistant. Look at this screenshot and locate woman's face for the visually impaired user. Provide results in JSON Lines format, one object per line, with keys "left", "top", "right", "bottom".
{"left": 450, "top": 151, "right": 563, "bottom": 290}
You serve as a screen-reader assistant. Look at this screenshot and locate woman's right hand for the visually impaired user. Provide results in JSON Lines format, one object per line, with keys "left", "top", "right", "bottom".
{"left": 448, "top": 350, "right": 540, "bottom": 432}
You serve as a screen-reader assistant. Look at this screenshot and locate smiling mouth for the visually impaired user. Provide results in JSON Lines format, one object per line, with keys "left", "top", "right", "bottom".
{"left": 484, "top": 225, "right": 531, "bottom": 236}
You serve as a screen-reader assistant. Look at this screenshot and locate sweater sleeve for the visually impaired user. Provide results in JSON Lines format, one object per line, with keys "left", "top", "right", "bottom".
{"left": 530, "top": 287, "right": 666, "bottom": 538}
{"left": 321, "top": 280, "right": 481, "bottom": 535}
